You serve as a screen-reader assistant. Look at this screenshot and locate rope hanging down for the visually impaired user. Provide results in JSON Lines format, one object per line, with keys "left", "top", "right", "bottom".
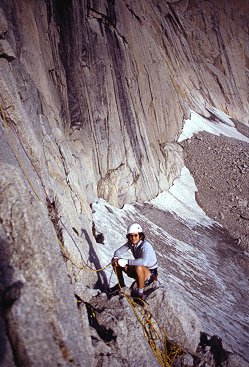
{"left": 129, "top": 298, "right": 182, "bottom": 367}
{"left": 1, "top": 101, "right": 182, "bottom": 366}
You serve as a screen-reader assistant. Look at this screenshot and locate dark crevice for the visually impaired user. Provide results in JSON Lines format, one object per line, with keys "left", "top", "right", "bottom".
{"left": 125, "top": 4, "right": 141, "bottom": 24}
{"left": 54, "top": 0, "right": 88, "bottom": 130}
{"left": 2, "top": 281, "right": 24, "bottom": 310}
{"left": 81, "top": 229, "right": 109, "bottom": 290}
{"left": 0, "top": 53, "right": 16, "bottom": 62}
{"left": 105, "top": 0, "right": 116, "bottom": 28}
{"left": 88, "top": 6, "right": 128, "bottom": 44}
{"left": 167, "top": 6, "right": 188, "bottom": 40}
{"left": 88, "top": 7, "right": 115, "bottom": 29}
{"left": 199, "top": 332, "right": 230, "bottom": 366}
{"left": 105, "top": 26, "right": 142, "bottom": 166}
{"left": 54, "top": 0, "right": 73, "bottom": 30}
{"left": 72, "top": 227, "right": 79, "bottom": 236}
{"left": 46, "top": 198, "right": 64, "bottom": 245}
{"left": 75, "top": 296, "right": 116, "bottom": 344}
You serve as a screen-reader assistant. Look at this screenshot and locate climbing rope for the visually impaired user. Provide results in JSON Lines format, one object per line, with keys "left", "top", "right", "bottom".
{"left": 1, "top": 101, "right": 182, "bottom": 366}
{"left": 113, "top": 268, "right": 182, "bottom": 367}
{"left": 129, "top": 299, "right": 182, "bottom": 366}
{"left": 0, "top": 103, "right": 111, "bottom": 273}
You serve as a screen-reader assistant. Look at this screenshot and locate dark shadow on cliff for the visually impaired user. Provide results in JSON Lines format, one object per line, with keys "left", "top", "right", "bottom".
{"left": 58, "top": 217, "right": 109, "bottom": 290}
{"left": 0, "top": 228, "right": 12, "bottom": 364}
{"left": 82, "top": 229, "right": 109, "bottom": 291}
{"left": 0, "top": 224, "right": 22, "bottom": 365}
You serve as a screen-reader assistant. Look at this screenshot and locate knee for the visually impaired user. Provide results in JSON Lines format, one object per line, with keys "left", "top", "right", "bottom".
{"left": 134, "top": 265, "right": 144, "bottom": 275}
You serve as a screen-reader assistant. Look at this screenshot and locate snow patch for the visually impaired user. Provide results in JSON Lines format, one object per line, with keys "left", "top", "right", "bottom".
{"left": 149, "top": 166, "right": 214, "bottom": 228}
{"left": 91, "top": 199, "right": 137, "bottom": 286}
{"left": 178, "top": 109, "right": 249, "bottom": 143}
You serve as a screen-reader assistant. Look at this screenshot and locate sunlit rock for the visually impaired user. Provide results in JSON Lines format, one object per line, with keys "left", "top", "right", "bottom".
{"left": 0, "top": 0, "right": 248, "bottom": 365}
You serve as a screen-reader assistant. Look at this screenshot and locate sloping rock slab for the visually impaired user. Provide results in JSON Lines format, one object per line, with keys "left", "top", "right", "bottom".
{"left": 88, "top": 284, "right": 201, "bottom": 366}
{"left": 144, "top": 285, "right": 202, "bottom": 354}
{"left": 0, "top": 163, "right": 93, "bottom": 366}
{"left": 89, "top": 293, "right": 159, "bottom": 367}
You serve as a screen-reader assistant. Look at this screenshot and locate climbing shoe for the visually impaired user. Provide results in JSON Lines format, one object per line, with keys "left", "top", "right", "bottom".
{"left": 131, "top": 289, "right": 145, "bottom": 306}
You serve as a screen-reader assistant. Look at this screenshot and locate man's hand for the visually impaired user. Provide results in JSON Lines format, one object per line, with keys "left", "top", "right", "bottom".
{"left": 112, "top": 257, "right": 118, "bottom": 267}
{"left": 118, "top": 258, "right": 128, "bottom": 267}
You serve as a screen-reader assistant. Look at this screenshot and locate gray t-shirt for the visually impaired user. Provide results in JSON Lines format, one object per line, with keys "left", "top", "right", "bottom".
{"left": 114, "top": 239, "right": 158, "bottom": 269}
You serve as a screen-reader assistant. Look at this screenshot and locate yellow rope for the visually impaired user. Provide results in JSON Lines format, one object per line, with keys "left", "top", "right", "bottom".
{"left": 0, "top": 104, "right": 111, "bottom": 273}
{"left": 126, "top": 296, "right": 182, "bottom": 366}
{"left": 113, "top": 267, "right": 182, "bottom": 366}
{"left": 1, "top": 101, "right": 182, "bottom": 366}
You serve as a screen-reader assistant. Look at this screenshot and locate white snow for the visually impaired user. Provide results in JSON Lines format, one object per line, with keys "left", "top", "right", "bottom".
{"left": 91, "top": 107, "right": 249, "bottom": 359}
{"left": 149, "top": 166, "right": 214, "bottom": 228}
{"left": 178, "top": 109, "right": 249, "bottom": 143}
{"left": 208, "top": 106, "right": 234, "bottom": 126}
{"left": 91, "top": 199, "right": 137, "bottom": 285}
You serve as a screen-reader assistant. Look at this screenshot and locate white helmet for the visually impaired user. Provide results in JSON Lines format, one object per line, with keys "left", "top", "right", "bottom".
{"left": 127, "top": 223, "right": 143, "bottom": 234}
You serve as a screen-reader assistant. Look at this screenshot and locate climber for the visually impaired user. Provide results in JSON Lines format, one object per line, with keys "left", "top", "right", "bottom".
{"left": 110, "top": 222, "right": 158, "bottom": 304}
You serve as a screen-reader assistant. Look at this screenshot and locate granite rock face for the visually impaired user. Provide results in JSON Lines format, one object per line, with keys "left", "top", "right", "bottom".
{"left": 0, "top": 0, "right": 248, "bottom": 240}
{"left": 79, "top": 285, "right": 201, "bottom": 367}
{"left": 0, "top": 0, "right": 248, "bottom": 366}
{"left": 1, "top": 0, "right": 248, "bottom": 214}
{"left": 0, "top": 163, "right": 93, "bottom": 366}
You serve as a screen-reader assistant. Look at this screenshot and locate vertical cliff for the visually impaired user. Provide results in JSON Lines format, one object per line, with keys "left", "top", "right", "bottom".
{"left": 1, "top": 0, "right": 248, "bottom": 224}
{"left": 0, "top": 0, "right": 248, "bottom": 366}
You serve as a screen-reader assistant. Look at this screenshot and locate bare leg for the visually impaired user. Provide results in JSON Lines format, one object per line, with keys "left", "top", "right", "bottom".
{"left": 134, "top": 266, "right": 151, "bottom": 289}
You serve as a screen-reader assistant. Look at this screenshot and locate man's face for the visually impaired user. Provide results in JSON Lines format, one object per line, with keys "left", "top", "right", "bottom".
{"left": 129, "top": 233, "right": 140, "bottom": 246}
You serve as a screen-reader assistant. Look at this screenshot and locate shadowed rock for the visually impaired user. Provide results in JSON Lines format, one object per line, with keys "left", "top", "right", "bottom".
{"left": 0, "top": 163, "right": 93, "bottom": 366}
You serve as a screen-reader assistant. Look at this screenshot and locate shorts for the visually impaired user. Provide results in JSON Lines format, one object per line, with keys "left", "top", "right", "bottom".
{"left": 145, "top": 268, "right": 158, "bottom": 286}
{"left": 126, "top": 266, "right": 158, "bottom": 285}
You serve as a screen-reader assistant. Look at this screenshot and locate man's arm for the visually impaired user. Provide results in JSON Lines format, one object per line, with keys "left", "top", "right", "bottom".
{"left": 128, "top": 241, "right": 157, "bottom": 268}
{"left": 113, "top": 242, "right": 130, "bottom": 258}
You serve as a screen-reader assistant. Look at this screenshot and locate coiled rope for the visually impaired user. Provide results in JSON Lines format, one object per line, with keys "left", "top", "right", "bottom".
{"left": 113, "top": 268, "right": 182, "bottom": 367}
{"left": 129, "top": 298, "right": 182, "bottom": 366}
{"left": 1, "top": 101, "right": 182, "bottom": 366}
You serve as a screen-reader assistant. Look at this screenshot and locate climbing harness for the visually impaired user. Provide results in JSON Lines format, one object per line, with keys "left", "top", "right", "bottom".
{"left": 1, "top": 100, "right": 182, "bottom": 366}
